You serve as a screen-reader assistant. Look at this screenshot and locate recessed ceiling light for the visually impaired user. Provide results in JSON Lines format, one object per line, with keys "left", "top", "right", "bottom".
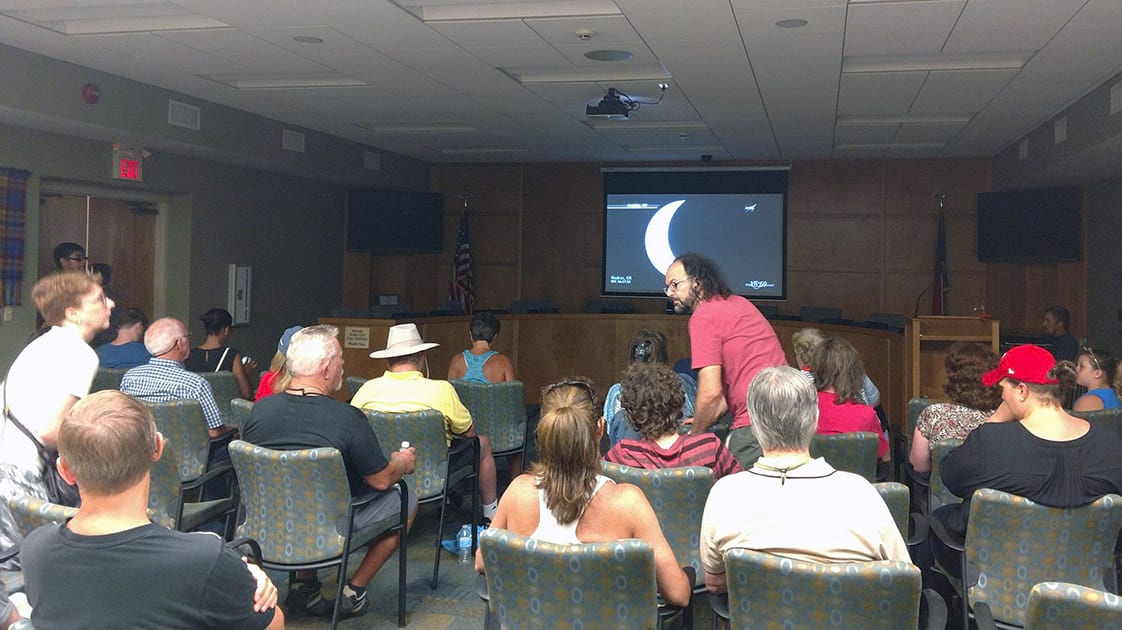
{"left": 584, "top": 50, "right": 633, "bottom": 62}
{"left": 775, "top": 18, "right": 808, "bottom": 28}
{"left": 293, "top": 35, "right": 323, "bottom": 44}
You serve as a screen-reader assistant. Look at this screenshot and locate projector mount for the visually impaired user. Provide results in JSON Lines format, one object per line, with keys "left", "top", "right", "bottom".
{"left": 586, "top": 84, "right": 668, "bottom": 119}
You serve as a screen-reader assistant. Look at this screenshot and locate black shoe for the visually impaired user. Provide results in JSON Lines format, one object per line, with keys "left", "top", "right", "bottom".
{"left": 338, "top": 584, "right": 369, "bottom": 619}
{"left": 284, "top": 581, "right": 330, "bottom": 617}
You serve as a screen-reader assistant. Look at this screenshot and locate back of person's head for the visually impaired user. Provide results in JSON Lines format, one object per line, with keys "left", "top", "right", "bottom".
{"left": 1023, "top": 362, "right": 1078, "bottom": 406}
{"left": 144, "top": 317, "right": 186, "bottom": 356}
{"left": 674, "top": 252, "right": 732, "bottom": 300}
{"left": 534, "top": 378, "right": 600, "bottom": 524}
{"left": 810, "top": 337, "right": 865, "bottom": 404}
{"left": 52, "top": 242, "right": 85, "bottom": 268}
{"left": 791, "top": 328, "right": 826, "bottom": 368}
{"left": 620, "top": 362, "right": 684, "bottom": 440}
{"left": 1046, "top": 305, "right": 1071, "bottom": 330}
{"left": 58, "top": 390, "right": 157, "bottom": 496}
{"left": 199, "top": 308, "right": 233, "bottom": 335}
{"left": 90, "top": 262, "right": 112, "bottom": 285}
{"left": 386, "top": 352, "right": 424, "bottom": 369}
{"left": 944, "top": 342, "right": 1001, "bottom": 411}
{"left": 470, "top": 311, "right": 501, "bottom": 342}
{"left": 32, "top": 271, "right": 100, "bottom": 326}
{"left": 113, "top": 307, "right": 148, "bottom": 330}
{"left": 628, "top": 328, "right": 669, "bottom": 365}
{"left": 747, "top": 366, "right": 818, "bottom": 452}
{"left": 286, "top": 325, "right": 338, "bottom": 377}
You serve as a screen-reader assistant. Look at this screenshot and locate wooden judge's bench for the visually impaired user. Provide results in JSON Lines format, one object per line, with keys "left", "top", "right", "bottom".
{"left": 318, "top": 313, "right": 997, "bottom": 431}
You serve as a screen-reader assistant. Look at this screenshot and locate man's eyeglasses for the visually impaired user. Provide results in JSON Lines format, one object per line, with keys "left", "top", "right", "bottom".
{"left": 664, "top": 276, "right": 692, "bottom": 296}
{"left": 1082, "top": 346, "right": 1101, "bottom": 369}
{"left": 541, "top": 378, "right": 597, "bottom": 404}
{"left": 66, "top": 256, "right": 88, "bottom": 262}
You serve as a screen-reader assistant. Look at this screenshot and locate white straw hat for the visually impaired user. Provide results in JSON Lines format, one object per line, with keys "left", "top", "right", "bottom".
{"left": 369, "top": 323, "right": 439, "bottom": 359}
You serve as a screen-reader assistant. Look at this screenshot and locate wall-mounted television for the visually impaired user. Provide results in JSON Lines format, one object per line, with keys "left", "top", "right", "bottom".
{"left": 602, "top": 169, "right": 788, "bottom": 299}
{"left": 976, "top": 187, "right": 1081, "bottom": 263}
{"left": 347, "top": 189, "right": 444, "bottom": 253}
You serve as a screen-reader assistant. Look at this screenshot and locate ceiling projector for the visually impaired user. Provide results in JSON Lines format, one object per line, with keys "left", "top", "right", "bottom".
{"left": 586, "top": 88, "right": 631, "bottom": 119}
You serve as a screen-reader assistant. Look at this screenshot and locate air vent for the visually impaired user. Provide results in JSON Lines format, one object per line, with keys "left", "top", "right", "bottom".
{"left": 363, "top": 150, "right": 381, "bottom": 171}
{"left": 282, "top": 129, "right": 305, "bottom": 153}
{"left": 167, "top": 100, "right": 200, "bottom": 130}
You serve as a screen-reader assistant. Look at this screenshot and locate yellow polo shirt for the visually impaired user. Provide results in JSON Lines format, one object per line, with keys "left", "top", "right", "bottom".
{"left": 351, "top": 370, "right": 473, "bottom": 446}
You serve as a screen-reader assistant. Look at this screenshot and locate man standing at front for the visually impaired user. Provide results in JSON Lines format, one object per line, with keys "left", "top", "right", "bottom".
{"left": 665, "top": 252, "right": 788, "bottom": 467}
{"left": 241, "top": 325, "right": 417, "bottom": 620}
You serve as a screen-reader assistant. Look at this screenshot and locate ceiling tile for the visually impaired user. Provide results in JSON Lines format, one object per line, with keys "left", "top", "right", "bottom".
{"left": 844, "top": 1, "right": 965, "bottom": 56}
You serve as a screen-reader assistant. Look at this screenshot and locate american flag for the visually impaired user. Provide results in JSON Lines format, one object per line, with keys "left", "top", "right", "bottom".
{"left": 450, "top": 209, "right": 475, "bottom": 314}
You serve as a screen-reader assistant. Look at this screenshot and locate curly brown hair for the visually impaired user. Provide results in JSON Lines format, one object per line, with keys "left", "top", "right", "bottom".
{"left": 943, "top": 342, "right": 1002, "bottom": 411}
{"left": 620, "top": 363, "right": 684, "bottom": 440}
{"left": 810, "top": 337, "right": 865, "bottom": 404}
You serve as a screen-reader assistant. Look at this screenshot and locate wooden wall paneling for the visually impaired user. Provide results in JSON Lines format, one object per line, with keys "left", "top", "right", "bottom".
{"left": 86, "top": 198, "right": 156, "bottom": 317}
{"left": 787, "top": 161, "right": 885, "bottom": 214}
{"left": 513, "top": 315, "right": 618, "bottom": 399}
{"left": 785, "top": 271, "right": 883, "bottom": 322}
{"left": 788, "top": 215, "right": 883, "bottom": 272}
{"left": 342, "top": 251, "right": 371, "bottom": 310}
{"left": 317, "top": 318, "right": 396, "bottom": 400}
{"left": 37, "top": 194, "right": 87, "bottom": 276}
{"left": 415, "top": 316, "right": 470, "bottom": 380}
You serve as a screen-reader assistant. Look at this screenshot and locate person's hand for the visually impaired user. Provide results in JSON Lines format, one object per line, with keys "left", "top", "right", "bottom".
{"left": 681, "top": 416, "right": 694, "bottom": 426}
{"left": 243, "top": 356, "right": 259, "bottom": 371}
{"left": 243, "top": 559, "right": 278, "bottom": 612}
{"left": 392, "top": 447, "right": 416, "bottom": 475}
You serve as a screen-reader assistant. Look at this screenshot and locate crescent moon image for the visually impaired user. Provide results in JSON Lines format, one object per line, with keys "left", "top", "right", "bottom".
{"left": 644, "top": 199, "right": 685, "bottom": 273}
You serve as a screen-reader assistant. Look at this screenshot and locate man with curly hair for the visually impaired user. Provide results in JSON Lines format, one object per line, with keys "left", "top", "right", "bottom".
{"left": 664, "top": 252, "right": 788, "bottom": 467}
{"left": 604, "top": 363, "right": 741, "bottom": 479}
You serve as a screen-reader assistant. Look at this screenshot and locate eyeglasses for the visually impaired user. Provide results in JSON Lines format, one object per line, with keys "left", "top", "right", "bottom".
{"left": 541, "top": 378, "right": 597, "bottom": 404}
{"left": 66, "top": 256, "right": 88, "bottom": 262}
{"left": 664, "top": 276, "right": 692, "bottom": 296}
{"left": 1082, "top": 346, "right": 1101, "bottom": 369}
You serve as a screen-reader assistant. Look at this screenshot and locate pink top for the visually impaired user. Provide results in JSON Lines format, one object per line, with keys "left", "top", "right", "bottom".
{"left": 689, "top": 295, "right": 788, "bottom": 429}
{"left": 255, "top": 370, "right": 278, "bottom": 400}
{"left": 816, "top": 391, "right": 888, "bottom": 458}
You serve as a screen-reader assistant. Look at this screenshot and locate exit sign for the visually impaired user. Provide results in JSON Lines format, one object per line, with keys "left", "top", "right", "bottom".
{"left": 111, "top": 144, "right": 144, "bottom": 181}
{"left": 118, "top": 158, "right": 141, "bottom": 180}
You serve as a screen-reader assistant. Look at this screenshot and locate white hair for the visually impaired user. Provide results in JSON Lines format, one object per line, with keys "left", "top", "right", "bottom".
{"left": 286, "top": 325, "right": 339, "bottom": 377}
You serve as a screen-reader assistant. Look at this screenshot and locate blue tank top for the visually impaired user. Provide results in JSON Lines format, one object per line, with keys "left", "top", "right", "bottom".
{"left": 461, "top": 350, "right": 497, "bottom": 383}
{"left": 1086, "top": 388, "right": 1122, "bottom": 410}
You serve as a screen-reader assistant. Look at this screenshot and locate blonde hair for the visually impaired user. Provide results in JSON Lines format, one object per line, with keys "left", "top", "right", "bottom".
{"left": 791, "top": 328, "right": 825, "bottom": 368}
{"left": 33, "top": 271, "right": 100, "bottom": 326}
{"left": 58, "top": 391, "right": 157, "bottom": 496}
{"left": 531, "top": 379, "right": 600, "bottom": 525}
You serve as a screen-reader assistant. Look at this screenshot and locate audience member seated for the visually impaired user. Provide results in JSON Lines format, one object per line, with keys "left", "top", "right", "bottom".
{"left": 603, "top": 329, "right": 697, "bottom": 447}
{"left": 1072, "top": 347, "right": 1121, "bottom": 411}
{"left": 604, "top": 363, "right": 741, "bottom": 480}
{"left": 241, "top": 325, "right": 417, "bottom": 620}
{"left": 810, "top": 337, "right": 889, "bottom": 463}
{"left": 447, "top": 311, "right": 515, "bottom": 383}
{"left": 255, "top": 325, "right": 301, "bottom": 401}
{"left": 931, "top": 345, "right": 1122, "bottom": 572}
{"left": 1, "top": 272, "right": 113, "bottom": 555}
{"left": 476, "top": 377, "right": 691, "bottom": 608}
{"left": 792, "top": 327, "right": 880, "bottom": 407}
{"left": 909, "top": 342, "right": 1001, "bottom": 474}
{"left": 351, "top": 323, "right": 500, "bottom": 522}
{"left": 51, "top": 242, "right": 86, "bottom": 273}
{"left": 95, "top": 307, "right": 151, "bottom": 369}
{"left": 184, "top": 308, "right": 258, "bottom": 400}
{"left": 699, "top": 367, "right": 909, "bottom": 597}
{"left": 20, "top": 390, "right": 283, "bottom": 629}
{"left": 1043, "top": 305, "right": 1079, "bottom": 363}
{"left": 121, "top": 317, "right": 237, "bottom": 444}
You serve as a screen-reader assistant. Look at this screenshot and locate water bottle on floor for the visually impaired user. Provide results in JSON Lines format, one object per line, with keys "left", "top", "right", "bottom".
{"left": 457, "top": 524, "right": 472, "bottom": 566}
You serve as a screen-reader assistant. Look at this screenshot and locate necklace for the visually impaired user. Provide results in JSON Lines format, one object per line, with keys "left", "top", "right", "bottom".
{"left": 285, "top": 387, "right": 326, "bottom": 397}
{"left": 752, "top": 457, "right": 814, "bottom": 485}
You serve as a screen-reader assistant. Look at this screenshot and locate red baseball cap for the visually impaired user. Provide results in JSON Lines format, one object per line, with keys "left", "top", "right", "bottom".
{"left": 981, "top": 344, "right": 1059, "bottom": 387}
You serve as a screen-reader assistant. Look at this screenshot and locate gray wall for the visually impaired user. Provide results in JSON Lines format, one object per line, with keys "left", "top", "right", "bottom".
{"left": 1084, "top": 177, "right": 1122, "bottom": 351}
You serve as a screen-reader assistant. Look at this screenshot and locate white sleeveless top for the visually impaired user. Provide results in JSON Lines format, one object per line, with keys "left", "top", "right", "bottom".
{"left": 530, "top": 474, "right": 614, "bottom": 544}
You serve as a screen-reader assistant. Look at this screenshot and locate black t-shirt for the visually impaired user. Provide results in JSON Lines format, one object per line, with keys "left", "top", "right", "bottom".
{"left": 1049, "top": 332, "right": 1079, "bottom": 363}
{"left": 241, "top": 392, "right": 389, "bottom": 497}
{"left": 22, "top": 523, "right": 274, "bottom": 630}
{"left": 937, "top": 420, "right": 1122, "bottom": 537}
{"left": 184, "top": 346, "right": 238, "bottom": 372}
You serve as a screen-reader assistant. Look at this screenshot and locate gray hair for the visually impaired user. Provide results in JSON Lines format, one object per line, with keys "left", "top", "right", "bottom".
{"left": 747, "top": 366, "right": 819, "bottom": 452}
{"left": 286, "top": 325, "right": 339, "bottom": 377}
{"left": 143, "top": 317, "right": 186, "bottom": 356}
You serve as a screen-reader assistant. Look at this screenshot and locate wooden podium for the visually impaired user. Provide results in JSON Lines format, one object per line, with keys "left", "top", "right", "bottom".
{"left": 905, "top": 316, "right": 1000, "bottom": 402}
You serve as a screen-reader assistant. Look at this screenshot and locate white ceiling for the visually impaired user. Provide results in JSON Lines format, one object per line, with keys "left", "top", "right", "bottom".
{"left": 0, "top": 0, "right": 1119, "bottom": 163}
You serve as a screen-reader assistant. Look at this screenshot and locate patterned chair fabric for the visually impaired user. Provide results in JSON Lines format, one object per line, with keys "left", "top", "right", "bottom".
{"left": 227, "top": 439, "right": 408, "bottom": 628}
{"left": 601, "top": 462, "right": 713, "bottom": 589}
{"left": 964, "top": 489, "right": 1122, "bottom": 628}
{"left": 723, "top": 548, "right": 921, "bottom": 630}
{"left": 1070, "top": 408, "right": 1122, "bottom": 441}
{"left": 874, "top": 482, "right": 910, "bottom": 542}
{"left": 479, "top": 528, "right": 659, "bottom": 630}
{"left": 145, "top": 400, "right": 211, "bottom": 482}
{"left": 7, "top": 496, "right": 77, "bottom": 538}
{"left": 809, "top": 432, "right": 878, "bottom": 482}
{"left": 450, "top": 380, "right": 527, "bottom": 456}
{"left": 147, "top": 436, "right": 233, "bottom": 533}
{"left": 365, "top": 409, "right": 450, "bottom": 503}
{"left": 346, "top": 376, "right": 368, "bottom": 400}
{"left": 1026, "top": 581, "right": 1122, "bottom": 630}
{"left": 199, "top": 371, "right": 238, "bottom": 421}
{"left": 90, "top": 367, "right": 128, "bottom": 393}
{"left": 907, "top": 397, "right": 935, "bottom": 443}
{"left": 928, "top": 438, "right": 963, "bottom": 513}
{"left": 226, "top": 398, "right": 253, "bottom": 429}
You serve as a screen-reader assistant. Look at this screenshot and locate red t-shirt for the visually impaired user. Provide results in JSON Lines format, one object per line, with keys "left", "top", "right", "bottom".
{"left": 255, "top": 370, "right": 278, "bottom": 400}
{"left": 816, "top": 391, "right": 889, "bottom": 458}
{"left": 689, "top": 295, "right": 788, "bottom": 429}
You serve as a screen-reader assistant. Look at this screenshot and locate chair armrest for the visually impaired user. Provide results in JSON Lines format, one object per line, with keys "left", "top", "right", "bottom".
{"left": 972, "top": 601, "right": 997, "bottom": 630}
{"left": 180, "top": 462, "right": 236, "bottom": 493}
{"left": 920, "top": 588, "right": 948, "bottom": 630}
{"left": 926, "top": 511, "right": 964, "bottom": 552}
{"left": 905, "top": 462, "right": 931, "bottom": 489}
{"left": 907, "top": 512, "right": 930, "bottom": 546}
{"left": 708, "top": 591, "right": 730, "bottom": 623}
{"left": 227, "top": 537, "right": 263, "bottom": 565}
{"left": 476, "top": 572, "right": 489, "bottom": 604}
{"left": 0, "top": 545, "right": 18, "bottom": 565}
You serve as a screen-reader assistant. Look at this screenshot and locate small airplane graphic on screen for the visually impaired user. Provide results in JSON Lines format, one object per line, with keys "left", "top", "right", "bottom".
{"left": 743, "top": 204, "right": 757, "bottom": 213}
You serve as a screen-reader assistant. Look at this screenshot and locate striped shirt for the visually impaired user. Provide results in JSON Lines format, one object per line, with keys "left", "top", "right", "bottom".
{"left": 604, "top": 433, "right": 743, "bottom": 480}
{"left": 120, "top": 358, "right": 224, "bottom": 430}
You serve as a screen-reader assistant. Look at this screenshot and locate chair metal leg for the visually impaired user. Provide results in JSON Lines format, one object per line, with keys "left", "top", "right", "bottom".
{"left": 433, "top": 489, "right": 449, "bottom": 590}
{"left": 398, "top": 526, "right": 407, "bottom": 627}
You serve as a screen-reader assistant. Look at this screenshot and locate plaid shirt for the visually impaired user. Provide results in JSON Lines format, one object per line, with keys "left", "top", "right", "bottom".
{"left": 120, "top": 358, "right": 224, "bottom": 430}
